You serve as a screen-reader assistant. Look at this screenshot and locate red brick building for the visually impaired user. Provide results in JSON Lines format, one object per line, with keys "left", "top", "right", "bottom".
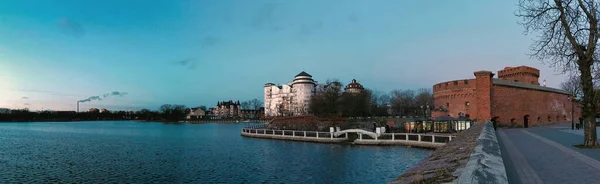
{"left": 432, "top": 66, "right": 581, "bottom": 127}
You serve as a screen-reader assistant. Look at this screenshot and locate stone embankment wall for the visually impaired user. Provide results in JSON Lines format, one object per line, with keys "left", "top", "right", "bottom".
{"left": 393, "top": 121, "right": 506, "bottom": 183}
{"left": 457, "top": 121, "right": 507, "bottom": 183}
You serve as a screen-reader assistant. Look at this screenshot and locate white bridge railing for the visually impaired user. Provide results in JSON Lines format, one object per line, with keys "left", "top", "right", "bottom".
{"left": 362, "top": 133, "right": 456, "bottom": 144}
{"left": 241, "top": 128, "right": 346, "bottom": 139}
{"left": 242, "top": 126, "right": 457, "bottom": 144}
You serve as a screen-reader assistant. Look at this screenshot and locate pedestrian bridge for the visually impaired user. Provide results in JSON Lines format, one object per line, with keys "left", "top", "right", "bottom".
{"left": 333, "top": 129, "right": 379, "bottom": 139}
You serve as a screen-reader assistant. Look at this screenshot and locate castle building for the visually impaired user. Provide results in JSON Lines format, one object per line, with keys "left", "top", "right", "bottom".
{"left": 211, "top": 100, "right": 241, "bottom": 118}
{"left": 344, "top": 79, "right": 364, "bottom": 94}
{"left": 264, "top": 71, "right": 365, "bottom": 117}
{"left": 432, "top": 66, "right": 582, "bottom": 127}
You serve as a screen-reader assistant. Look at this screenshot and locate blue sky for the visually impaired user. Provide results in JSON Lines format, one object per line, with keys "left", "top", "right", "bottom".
{"left": 0, "top": 0, "right": 567, "bottom": 111}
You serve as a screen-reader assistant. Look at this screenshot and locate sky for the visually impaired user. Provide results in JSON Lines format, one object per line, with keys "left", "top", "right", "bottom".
{"left": 0, "top": 0, "right": 570, "bottom": 111}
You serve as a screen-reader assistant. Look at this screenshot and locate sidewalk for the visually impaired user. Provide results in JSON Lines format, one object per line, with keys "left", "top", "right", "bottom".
{"left": 497, "top": 124, "right": 600, "bottom": 184}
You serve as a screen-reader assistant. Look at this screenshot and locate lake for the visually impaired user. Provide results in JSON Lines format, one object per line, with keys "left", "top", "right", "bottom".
{"left": 0, "top": 121, "right": 431, "bottom": 183}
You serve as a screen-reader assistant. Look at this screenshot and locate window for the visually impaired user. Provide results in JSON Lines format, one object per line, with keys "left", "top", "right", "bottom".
{"left": 465, "top": 102, "right": 470, "bottom": 106}
{"left": 446, "top": 103, "right": 449, "bottom": 107}
{"left": 464, "top": 80, "right": 468, "bottom": 84}
{"left": 514, "top": 80, "right": 519, "bottom": 82}
{"left": 454, "top": 81, "right": 458, "bottom": 85}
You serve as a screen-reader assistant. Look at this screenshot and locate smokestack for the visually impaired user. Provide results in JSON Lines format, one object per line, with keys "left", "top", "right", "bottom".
{"left": 77, "top": 101, "right": 79, "bottom": 113}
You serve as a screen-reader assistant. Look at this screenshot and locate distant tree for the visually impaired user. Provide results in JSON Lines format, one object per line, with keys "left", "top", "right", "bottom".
{"left": 415, "top": 88, "right": 433, "bottom": 107}
{"left": 309, "top": 79, "right": 344, "bottom": 117}
{"left": 517, "top": 0, "right": 599, "bottom": 146}
{"left": 561, "top": 73, "right": 583, "bottom": 100}
{"left": 390, "top": 89, "right": 416, "bottom": 116}
{"left": 198, "top": 106, "right": 207, "bottom": 111}
{"left": 158, "top": 104, "right": 187, "bottom": 121}
{"left": 241, "top": 101, "right": 250, "bottom": 109}
{"left": 249, "top": 99, "right": 263, "bottom": 110}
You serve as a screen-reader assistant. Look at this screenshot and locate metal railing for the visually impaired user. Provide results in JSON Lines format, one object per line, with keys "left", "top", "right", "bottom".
{"left": 242, "top": 127, "right": 345, "bottom": 139}
{"left": 243, "top": 126, "right": 456, "bottom": 144}
{"left": 356, "top": 133, "right": 456, "bottom": 144}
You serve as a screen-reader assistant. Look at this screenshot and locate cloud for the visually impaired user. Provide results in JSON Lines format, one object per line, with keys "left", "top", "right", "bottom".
{"left": 57, "top": 18, "right": 85, "bottom": 37}
{"left": 24, "top": 103, "right": 30, "bottom": 106}
{"left": 21, "top": 96, "right": 28, "bottom": 100}
{"left": 171, "top": 58, "right": 197, "bottom": 70}
{"left": 250, "top": 3, "right": 279, "bottom": 29}
{"left": 201, "top": 36, "right": 221, "bottom": 48}
{"left": 348, "top": 12, "right": 359, "bottom": 23}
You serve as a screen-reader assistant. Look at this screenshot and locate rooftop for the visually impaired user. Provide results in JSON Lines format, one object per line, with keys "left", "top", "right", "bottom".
{"left": 492, "top": 79, "right": 570, "bottom": 95}
{"left": 295, "top": 71, "right": 312, "bottom": 78}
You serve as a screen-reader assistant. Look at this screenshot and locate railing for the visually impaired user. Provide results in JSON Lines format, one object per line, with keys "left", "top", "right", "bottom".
{"left": 241, "top": 127, "right": 346, "bottom": 139}
{"left": 243, "top": 126, "right": 456, "bottom": 144}
{"left": 355, "top": 132, "right": 456, "bottom": 144}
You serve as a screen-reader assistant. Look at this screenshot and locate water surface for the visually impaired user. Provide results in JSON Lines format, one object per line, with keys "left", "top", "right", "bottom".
{"left": 0, "top": 121, "right": 431, "bottom": 183}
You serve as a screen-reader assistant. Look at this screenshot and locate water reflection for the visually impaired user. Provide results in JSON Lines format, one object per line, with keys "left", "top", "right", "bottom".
{"left": 0, "top": 121, "right": 431, "bottom": 183}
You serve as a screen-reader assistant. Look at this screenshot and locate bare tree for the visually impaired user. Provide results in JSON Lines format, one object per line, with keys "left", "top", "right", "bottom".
{"left": 390, "top": 89, "right": 416, "bottom": 116}
{"left": 517, "top": 0, "right": 598, "bottom": 146}
{"left": 249, "top": 99, "right": 263, "bottom": 110}
{"left": 240, "top": 101, "right": 250, "bottom": 110}
{"left": 561, "top": 73, "right": 583, "bottom": 100}
{"left": 415, "top": 88, "right": 434, "bottom": 107}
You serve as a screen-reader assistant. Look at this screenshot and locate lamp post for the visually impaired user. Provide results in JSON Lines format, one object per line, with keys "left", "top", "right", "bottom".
{"left": 569, "top": 95, "right": 574, "bottom": 130}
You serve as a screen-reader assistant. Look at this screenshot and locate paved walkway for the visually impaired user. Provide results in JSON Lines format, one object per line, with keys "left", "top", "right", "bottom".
{"left": 497, "top": 124, "right": 600, "bottom": 184}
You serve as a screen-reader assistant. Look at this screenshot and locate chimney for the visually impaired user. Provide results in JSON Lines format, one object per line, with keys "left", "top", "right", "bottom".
{"left": 77, "top": 102, "right": 79, "bottom": 113}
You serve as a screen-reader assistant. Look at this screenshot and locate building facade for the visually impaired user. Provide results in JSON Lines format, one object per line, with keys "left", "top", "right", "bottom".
{"left": 187, "top": 107, "right": 206, "bottom": 120}
{"left": 240, "top": 108, "right": 265, "bottom": 119}
{"left": 211, "top": 100, "right": 241, "bottom": 118}
{"left": 344, "top": 79, "right": 364, "bottom": 94}
{"left": 264, "top": 71, "right": 364, "bottom": 117}
{"left": 432, "top": 66, "right": 581, "bottom": 127}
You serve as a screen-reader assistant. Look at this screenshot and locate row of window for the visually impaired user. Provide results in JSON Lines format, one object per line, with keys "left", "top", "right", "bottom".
{"left": 510, "top": 115, "right": 568, "bottom": 123}
{"left": 445, "top": 102, "right": 470, "bottom": 107}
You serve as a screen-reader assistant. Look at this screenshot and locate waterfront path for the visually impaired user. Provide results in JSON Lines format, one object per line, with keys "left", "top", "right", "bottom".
{"left": 497, "top": 123, "right": 600, "bottom": 184}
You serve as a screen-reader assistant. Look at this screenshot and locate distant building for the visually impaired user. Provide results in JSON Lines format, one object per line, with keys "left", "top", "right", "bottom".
{"left": 240, "top": 107, "right": 265, "bottom": 119}
{"left": 344, "top": 79, "right": 364, "bottom": 94}
{"left": 99, "top": 108, "right": 109, "bottom": 113}
{"left": 264, "top": 71, "right": 365, "bottom": 117}
{"left": 187, "top": 107, "right": 206, "bottom": 120}
{"left": 211, "top": 100, "right": 241, "bottom": 118}
{"left": 88, "top": 108, "right": 99, "bottom": 113}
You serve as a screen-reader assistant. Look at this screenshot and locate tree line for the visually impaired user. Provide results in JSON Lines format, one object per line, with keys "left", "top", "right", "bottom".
{"left": 306, "top": 79, "right": 433, "bottom": 118}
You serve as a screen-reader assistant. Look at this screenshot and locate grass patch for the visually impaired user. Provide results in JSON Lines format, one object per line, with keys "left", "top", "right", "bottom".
{"left": 573, "top": 144, "right": 600, "bottom": 149}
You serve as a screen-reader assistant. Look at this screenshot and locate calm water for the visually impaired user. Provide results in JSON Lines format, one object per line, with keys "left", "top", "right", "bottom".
{"left": 0, "top": 121, "right": 431, "bottom": 183}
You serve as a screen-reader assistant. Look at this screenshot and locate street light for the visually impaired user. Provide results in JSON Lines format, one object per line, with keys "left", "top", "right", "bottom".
{"left": 568, "top": 95, "right": 574, "bottom": 130}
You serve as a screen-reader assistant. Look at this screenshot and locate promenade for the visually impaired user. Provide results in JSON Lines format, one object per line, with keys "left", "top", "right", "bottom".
{"left": 497, "top": 123, "right": 600, "bottom": 184}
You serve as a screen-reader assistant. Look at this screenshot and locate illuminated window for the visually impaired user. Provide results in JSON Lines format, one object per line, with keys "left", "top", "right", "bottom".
{"left": 465, "top": 102, "right": 470, "bottom": 106}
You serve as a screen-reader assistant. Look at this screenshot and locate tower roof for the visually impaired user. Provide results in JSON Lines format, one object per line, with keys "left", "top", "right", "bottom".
{"left": 345, "top": 79, "right": 364, "bottom": 90}
{"left": 295, "top": 71, "right": 312, "bottom": 77}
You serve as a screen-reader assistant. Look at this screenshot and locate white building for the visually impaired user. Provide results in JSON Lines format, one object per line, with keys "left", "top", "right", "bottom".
{"left": 264, "top": 71, "right": 366, "bottom": 117}
{"left": 265, "top": 71, "right": 344, "bottom": 117}
{"left": 187, "top": 107, "right": 206, "bottom": 120}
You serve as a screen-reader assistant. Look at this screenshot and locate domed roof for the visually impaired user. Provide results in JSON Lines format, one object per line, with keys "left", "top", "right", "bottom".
{"left": 295, "top": 71, "right": 312, "bottom": 78}
{"left": 345, "top": 79, "right": 364, "bottom": 90}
